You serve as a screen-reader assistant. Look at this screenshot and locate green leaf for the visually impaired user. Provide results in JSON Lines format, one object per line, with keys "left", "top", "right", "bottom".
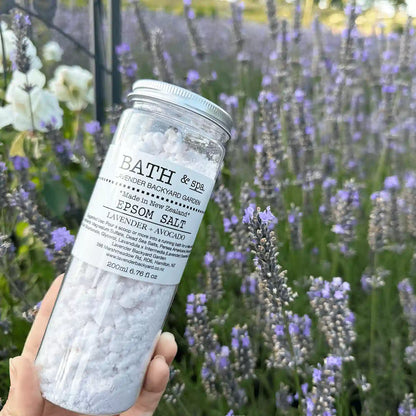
{"left": 15, "top": 221, "right": 29, "bottom": 238}
{"left": 42, "top": 181, "right": 69, "bottom": 217}
{"left": 9, "top": 132, "right": 27, "bottom": 157}
{"left": 73, "top": 174, "right": 95, "bottom": 203}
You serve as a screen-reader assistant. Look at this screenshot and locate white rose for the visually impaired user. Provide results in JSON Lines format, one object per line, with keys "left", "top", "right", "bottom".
{"left": 0, "top": 68, "right": 63, "bottom": 132}
{"left": 0, "top": 23, "right": 42, "bottom": 73}
{"left": 42, "top": 41, "right": 63, "bottom": 62}
{"left": 49, "top": 65, "right": 94, "bottom": 111}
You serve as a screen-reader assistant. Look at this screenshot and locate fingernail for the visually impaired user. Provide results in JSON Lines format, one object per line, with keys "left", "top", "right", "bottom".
{"left": 9, "top": 358, "right": 17, "bottom": 385}
{"left": 153, "top": 354, "right": 166, "bottom": 363}
{"left": 161, "top": 332, "right": 175, "bottom": 340}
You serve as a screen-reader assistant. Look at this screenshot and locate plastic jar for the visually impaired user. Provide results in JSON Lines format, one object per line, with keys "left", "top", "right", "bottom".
{"left": 35, "top": 80, "right": 232, "bottom": 415}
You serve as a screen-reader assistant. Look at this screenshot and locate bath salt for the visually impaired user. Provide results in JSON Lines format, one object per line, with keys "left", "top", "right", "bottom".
{"left": 35, "top": 80, "right": 232, "bottom": 415}
{"left": 36, "top": 258, "right": 175, "bottom": 414}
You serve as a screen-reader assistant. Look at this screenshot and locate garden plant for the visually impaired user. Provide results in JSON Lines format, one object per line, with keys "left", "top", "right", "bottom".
{"left": 1, "top": 0, "right": 416, "bottom": 415}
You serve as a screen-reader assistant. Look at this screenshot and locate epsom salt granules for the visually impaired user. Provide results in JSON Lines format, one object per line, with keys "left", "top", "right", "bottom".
{"left": 35, "top": 80, "right": 232, "bottom": 414}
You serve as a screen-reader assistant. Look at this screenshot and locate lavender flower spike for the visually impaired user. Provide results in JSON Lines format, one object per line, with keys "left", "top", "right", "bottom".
{"left": 398, "top": 279, "right": 416, "bottom": 364}
{"left": 308, "top": 277, "right": 356, "bottom": 360}
{"left": 398, "top": 393, "right": 416, "bottom": 416}
{"left": 245, "top": 206, "right": 294, "bottom": 306}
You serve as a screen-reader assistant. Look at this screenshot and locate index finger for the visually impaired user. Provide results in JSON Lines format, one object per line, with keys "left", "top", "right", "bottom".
{"left": 22, "top": 275, "right": 64, "bottom": 361}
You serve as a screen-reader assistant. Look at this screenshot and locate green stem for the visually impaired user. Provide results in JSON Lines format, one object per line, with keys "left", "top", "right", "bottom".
{"left": 74, "top": 111, "right": 81, "bottom": 138}
{"left": 177, "top": 397, "right": 193, "bottom": 416}
{"left": 25, "top": 73, "right": 36, "bottom": 132}
{"left": 330, "top": 248, "right": 340, "bottom": 277}
{"left": 374, "top": 144, "right": 388, "bottom": 189}
{"left": 369, "top": 280, "right": 377, "bottom": 384}
{"left": 282, "top": 312, "right": 303, "bottom": 405}
{"left": 0, "top": 19, "right": 8, "bottom": 104}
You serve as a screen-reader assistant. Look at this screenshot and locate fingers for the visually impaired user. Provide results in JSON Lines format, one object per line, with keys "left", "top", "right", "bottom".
{"left": 152, "top": 332, "right": 177, "bottom": 366}
{"left": 0, "top": 356, "right": 44, "bottom": 416}
{"left": 22, "top": 275, "right": 64, "bottom": 361}
{"left": 122, "top": 332, "right": 177, "bottom": 416}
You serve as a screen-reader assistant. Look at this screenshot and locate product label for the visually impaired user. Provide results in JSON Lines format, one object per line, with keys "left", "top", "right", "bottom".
{"left": 72, "top": 144, "right": 215, "bottom": 285}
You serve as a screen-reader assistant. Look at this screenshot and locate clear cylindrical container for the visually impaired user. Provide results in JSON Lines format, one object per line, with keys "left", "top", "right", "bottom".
{"left": 35, "top": 80, "right": 232, "bottom": 415}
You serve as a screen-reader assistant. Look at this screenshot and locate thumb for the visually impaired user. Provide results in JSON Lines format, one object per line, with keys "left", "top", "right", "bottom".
{"left": 0, "top": 356, "right": 44, "bottom": 416}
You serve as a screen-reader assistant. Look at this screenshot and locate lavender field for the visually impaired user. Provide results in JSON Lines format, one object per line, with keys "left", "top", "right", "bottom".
{"left": 1, "top": 0, "right": 416, "bottom": 415}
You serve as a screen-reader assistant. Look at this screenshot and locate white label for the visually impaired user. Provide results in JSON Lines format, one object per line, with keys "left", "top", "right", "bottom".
{"left": 72, "top": 144, "right": 215, "bottom": 285}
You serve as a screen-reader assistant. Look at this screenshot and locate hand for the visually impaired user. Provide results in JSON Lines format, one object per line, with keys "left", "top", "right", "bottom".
{"left": 1, "top": 275, "right": 178, "bottom": 416}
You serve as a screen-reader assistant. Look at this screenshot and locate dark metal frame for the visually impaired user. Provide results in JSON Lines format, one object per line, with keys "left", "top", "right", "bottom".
{"left": 5, "top": 0, "right": 122, "bottom": 123}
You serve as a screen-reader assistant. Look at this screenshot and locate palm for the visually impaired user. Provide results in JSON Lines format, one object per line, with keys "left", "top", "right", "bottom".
{"left": 1, "top": 276, "right": 177, "bottom": 416}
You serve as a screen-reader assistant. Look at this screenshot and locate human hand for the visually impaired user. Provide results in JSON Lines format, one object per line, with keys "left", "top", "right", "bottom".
{"left": 1, "top": 275, "right": 178, "bottom": 416}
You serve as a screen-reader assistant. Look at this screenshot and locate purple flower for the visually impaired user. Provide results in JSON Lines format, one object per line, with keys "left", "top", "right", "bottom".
{"left": 398, "top": 280, "right": 413, "bottom": 294}
{"left": 242, "top": 204, "right": 255, "bottom": 223}
{"left": 226, "top": 95, "right": 239, "bottom": 108}
{"left": 201, "top": 366, "right": 210, "bottom": 379}
{"left": 253, "top": 144, "right": 263, "bottom": 153}
{"left": 405, "top": 173, "right": 416, "bottom": 189}
{"left": 121, "top": 62, "right": 138, "bottom": 78}
{"left": 313, "top": 368, "right": 322, "bottom": 382}
{"left": 187, "top": 8, "right": 195, "bottom": 19}
{"left": 303, "top": 315, "right": 312, "bottom": 336}
{"left": 187, "top": 293, "right": 195, "bottom": 302}
{"left": 115, "top": 43, "right": 130, "bottom": 55}
{"left": 326, "top": 355, "right": 343, "bottom": 368}
{"left": 294, "top": 89, "right": 305, "bottom": 103}
{"left": 10, "top": 156, "right": 29, "bottom": 171}
{"left": 186, "top": 69, "right": 200, "bottom": 85}
{"left": 242, "top": 335, "right": 250, "bottom": 347}
{"left": 226, "top": 251, "right": 245, "bottom": 262}
{"left": 371, "top": 190, "right": 390, "bottom": 201}
{"left": 346, "top": 312, "right": 355, "bottom": 323}
{"left": 221, "top": 345, "right": 230, "bottom": 356}
{"left": 183, "top": 0, "right": 192, "bottom": 5}
{"left": 55, "top": 140, "right": 73, "bottom": 158}
{"left": 186, "top": 303, "right": 194, "bottom": 316}
{"left": 199, "top": 293, "right": 207, "bottom": 304}
{"left": 226, "top": 411, "right": 234, "bottom": 416}
{"left": 258, "top": 91, "right": 278, "bottom": 103}
{"left": 382, "top": 85, "right": 397, "bottom": 94}
{"left": 17, "top": 188, "right": 29, "bottom": 202}
{"left": 262, "top": 75, "right": 272, "bottom": 87}
{"left": 204, "top": 252, "right": 214, "bottom": 266}
{"left": 0, "top": 162, "right": 6, "bottom": 172}
{"left": 306, "top": 396, "right": 314, "bottom": 412}
{"left": 223, "top": 217, "right": 232, "bottom": 232}
{"left": 289, "top": 322, "right": 299, "bottom": 335}
{"left": 44, "top": 248, "right": 54, "bottom": 262}
{"left": 274, "top": 324, "right": 285, "bottom": 336}
{"left": 322, "top": 178, "right": 337, "bottom": 189}
{"left": 231, "top": 337, "right": 239, "bottom": 349}
{"left": 334, "top": 290, "right": 344, "bottom": 299}
{"left": 85, "top": 120, "right": 101, "bottom": 135}
{"left": 384, "top": 175, "right": 400, "bottom": 190}
{"left": 258, "top": 206, "right": 276, "bottom": 223}
{"left": 332, "top": 224, "right": 346, "bottom": 234}
{"left": 50, "top": 227, "right": 74, "bottom": 251}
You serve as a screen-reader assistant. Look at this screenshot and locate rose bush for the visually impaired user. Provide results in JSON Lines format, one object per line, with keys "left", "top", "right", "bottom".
{"left": 48, "top": 65, "right": 94, "bottom": 111}
{"left": 42, "top": 41, "right": 63, "bottom": 63}
{"left": 0, "top": 68, "right": 63, "bottom": 131}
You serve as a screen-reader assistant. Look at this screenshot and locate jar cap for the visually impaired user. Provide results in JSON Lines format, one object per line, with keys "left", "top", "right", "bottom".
{"left": 129, "top": 79, "right": 233, "bottom": 137}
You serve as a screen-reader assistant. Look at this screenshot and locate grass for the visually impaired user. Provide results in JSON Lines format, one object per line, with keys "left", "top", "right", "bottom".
{"left": 60, "top": 0, "right": 414, "bottom": 34}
